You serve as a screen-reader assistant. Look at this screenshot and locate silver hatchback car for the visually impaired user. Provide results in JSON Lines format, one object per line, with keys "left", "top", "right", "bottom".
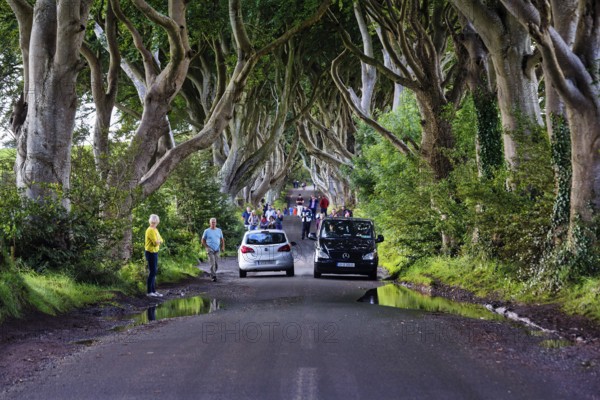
{"left": 238, "top": 230, "right": 296, "bottom": 277}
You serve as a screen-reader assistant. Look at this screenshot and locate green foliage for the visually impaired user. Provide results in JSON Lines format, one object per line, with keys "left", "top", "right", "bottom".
{"left": 0, "top": 269, "right": 27, "bottom": 322}
{"left": 533, "top": 216, "right": 600, "bottom": 293}
{"left": 472, "top": 88, "right": 504, "bottom": 177}
{"left": 548, "top": 114, "right": 572, "bottom": 230}
{"left": 560, "top": 277, "right": 600, "bottom": 321}
{"left": 0, "top": 175, "right": 121, "bottom": 284}
{"left": 0, "top": 267, "right": 113, "bottom": 323}
{"left": 350, "top": 88, "right": 557, "bottom": 283}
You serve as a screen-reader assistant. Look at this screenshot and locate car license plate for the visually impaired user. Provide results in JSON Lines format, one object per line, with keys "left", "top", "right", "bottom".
{"left": 337, "top": 262, "right": 355, "bottom": 267}
{"left": 257, "top": 260, "right": 271, "bottom": 265}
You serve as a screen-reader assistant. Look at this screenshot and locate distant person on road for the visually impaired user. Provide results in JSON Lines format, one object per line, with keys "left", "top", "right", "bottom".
{"left": 275, "top": 209, "right": 284, "bottom": 230}
{"left": 248, "top": 210, "right": 259, "bottom": 230}
{"left": 300, "top": 207, "right": 313, "bottom": 240}
{"left": 241, "top": 206, "right": 251, "bottom": 230}
{"left": 309, "top": 194, "right": 318, "bottom": 218}
{"left": 296, "top": 194, "right": 304, "bottom": 216}
{"left": 145, "top": 214, "right": 164, "bottom": 297}
{"left": 259, "top": 215, "right": 269, "bottom": 229}
{"left": 265, "top": 204, "right": 277, "bottom": 220}
{"left": 319, "top": 195, "right": 329, "bottom": 215}
{"left": 201, "top": 218, "right": 225, "bottom": 282}
{"left": 301, "top": 181, "right": 306, "bottom": 190}
{"left": 316, "top": 212, "right": 326, "bottom": 231}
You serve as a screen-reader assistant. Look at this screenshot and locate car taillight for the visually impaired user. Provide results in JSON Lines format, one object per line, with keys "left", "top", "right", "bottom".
{"left": 240, "top": 245, "right": 255, "bottom": 253}
{"left": 277, "top": 244, "right": 291, "bottom": 252}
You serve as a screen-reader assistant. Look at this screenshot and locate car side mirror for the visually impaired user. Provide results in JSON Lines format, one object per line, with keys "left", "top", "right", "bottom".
{"left": 308, "top": 233, "right": 317, "bottom": 241}
{"left": 376, "top": 235, "right": 384, "bottom": 243}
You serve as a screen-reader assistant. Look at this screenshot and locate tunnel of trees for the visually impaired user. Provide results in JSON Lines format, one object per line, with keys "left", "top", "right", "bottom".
{"left": 0, "top": 0, "right": 598, "bottom": 315}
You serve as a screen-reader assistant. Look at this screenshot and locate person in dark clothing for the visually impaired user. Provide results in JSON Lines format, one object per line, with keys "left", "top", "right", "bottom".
{"left": 300, "top": 208, "right": 313, "bottom": 240}
{"left": 341, "top": 205, "right": 353, "bottom": 217}
{"left": 241, "top": 206, "right": 251, "bottom": 230}
{"left": 308, "top": 195, "right": 318, "bottom": 218}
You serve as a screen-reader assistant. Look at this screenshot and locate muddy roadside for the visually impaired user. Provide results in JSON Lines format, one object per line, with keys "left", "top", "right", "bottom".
{"left": 2, "top": 262, "right": 600, "bottom": 392}
{"left": 0, "top": 262, "right": 235, "bottom": 390}
{"left": 400, "top": 278, "right": 600, "bottom": 345}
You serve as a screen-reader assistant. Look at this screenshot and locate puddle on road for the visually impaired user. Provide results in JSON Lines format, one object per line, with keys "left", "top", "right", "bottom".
{"left": 358, "top": 285, "right": 572, "bottom": 347}
{"left": 357, "top": 284, "right": 502, "bottom": 321}
{"left": 113, "top": 295, "right": 219, "bottom": 331}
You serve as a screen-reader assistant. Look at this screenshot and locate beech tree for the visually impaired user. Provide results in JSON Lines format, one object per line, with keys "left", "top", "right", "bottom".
{"left": 499, "top": 0, "right": 600, "bottom": 248}
{"left": 8, "top": 0, "right": 93, "bottom": 208}
{"left": 449, "top": 0, "right": 544, "bottom": 171}
{"left": 335, "top": 0, "right": 467, "bottom": 180}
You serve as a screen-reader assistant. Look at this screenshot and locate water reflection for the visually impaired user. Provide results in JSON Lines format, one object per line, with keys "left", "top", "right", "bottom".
{"left": 358, "top": 284, "right": 502, "bottom": 321}
{"left": 132, "top": 296, "right": 219, "bottom": 325}
{"left": 112, "top": 296, "right": 220, "bottom": 332}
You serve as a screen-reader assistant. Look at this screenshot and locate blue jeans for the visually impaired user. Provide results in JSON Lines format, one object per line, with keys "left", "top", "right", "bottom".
{"left": 145, "top": 251, "right": 158, "bottom": 293}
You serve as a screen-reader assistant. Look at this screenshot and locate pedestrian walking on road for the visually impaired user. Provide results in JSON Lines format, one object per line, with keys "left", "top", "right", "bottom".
{"left": 275, "top": 209, "right": 284, "bottom": 230}
{"left": 201, "top": 218, "right": 225, "bottom": 282}
{"left": 248, "top": 210, "right": 259, "bottom": 230}
{"left": 296, "top": 194, "right": 304, "bottom": 216}
{"left": 309, "top": 194, "right": 318, "bottom": 218}
{"left": 241, "top": 206, "right": 251, "bottom": 230}
{"left": 301, "top": 208, "right": 313, "bottom": 240}
{"left": 319, "top": 195, "right": 329, "bottom": 215}
{"left": 145, "top": 214, "right": 164, "bottom": 297}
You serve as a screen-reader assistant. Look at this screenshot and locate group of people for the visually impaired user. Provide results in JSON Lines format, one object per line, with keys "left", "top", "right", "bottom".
{"left": 241, "top": 205, "right": 284, "bottom": 231}
{"left": 295, "top": 193, "right": 329, "bottom": 216}
{"left": 292, "top": 180, "right": 307, "bottom": 190}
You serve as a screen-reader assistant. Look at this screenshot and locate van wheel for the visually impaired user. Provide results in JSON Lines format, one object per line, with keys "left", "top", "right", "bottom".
{"left": 368, "top": 271, "right": 377, "bottom": 280}
{"left": 286, "top": 268, "right": 295, "bottom": 277}
{"left": 239, "top": 269, "right": 247, "bottom": 278}
{"left": 314, "top": 268, "right": 321, "bottom": 278}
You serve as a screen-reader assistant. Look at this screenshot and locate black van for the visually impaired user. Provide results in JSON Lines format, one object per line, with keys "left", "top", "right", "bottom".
{"left": 308, "top": 217, "right": 384, "bottom": 279}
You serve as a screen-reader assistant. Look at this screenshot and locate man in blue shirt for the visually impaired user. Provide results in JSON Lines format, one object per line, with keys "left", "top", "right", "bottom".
{"left": 241, "top": 207, "right": 251, "bottom": 230}
{"left": 202, "top": 218, "right": 225, "bottom": 282}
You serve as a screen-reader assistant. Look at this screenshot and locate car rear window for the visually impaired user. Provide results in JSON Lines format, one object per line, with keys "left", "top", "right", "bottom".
{"left": 320, "top": 220, "right": 373, "bottom": 239}
{"left": 246, "top": 232, "right": 287, "bottom": 245}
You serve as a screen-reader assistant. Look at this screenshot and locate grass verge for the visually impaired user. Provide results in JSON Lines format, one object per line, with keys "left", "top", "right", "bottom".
{"left": 0, "top": 252, "right": 202, "bottom": 325}
{"left": 389, "top": 255, "right": 600, "bottom": 322}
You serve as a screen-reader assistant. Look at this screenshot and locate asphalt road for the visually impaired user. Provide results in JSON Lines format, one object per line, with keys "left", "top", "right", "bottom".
{"left": 2, "top": 188, "right": 599, "bottom": 399}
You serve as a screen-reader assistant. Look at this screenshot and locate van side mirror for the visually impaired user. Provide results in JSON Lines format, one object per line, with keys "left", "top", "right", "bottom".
{"left": 376, "top": 235, "right": 384, "bottom": 243}
{"left": 308, "top": 233, "right": 317, "bottom": 240}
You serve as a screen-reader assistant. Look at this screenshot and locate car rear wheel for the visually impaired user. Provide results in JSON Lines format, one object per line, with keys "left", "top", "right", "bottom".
{"left": 368, "top": 271, "right": 377, "bottom": 280}
{"left": 286, "top": 268, "right": 295, "bottom": 277}
{"left": 239, "top": 269, "right": 247, "bottom": 278}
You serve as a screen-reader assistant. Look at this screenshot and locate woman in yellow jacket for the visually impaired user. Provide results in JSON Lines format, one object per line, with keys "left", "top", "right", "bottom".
{"left": 145, "top": 214, "right": 164, "bottom": 297}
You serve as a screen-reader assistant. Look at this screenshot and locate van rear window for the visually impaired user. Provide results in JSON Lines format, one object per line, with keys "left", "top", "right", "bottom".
{"left": 246, "top": 232, "right": 287, "bottom": 245}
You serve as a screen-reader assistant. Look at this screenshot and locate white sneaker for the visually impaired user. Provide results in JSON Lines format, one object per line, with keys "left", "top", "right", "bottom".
{"left": 153, "top": 292, "right": 163, "bottom": 297}
{"left": 147, "top": 292, "right": 157, "bottom": 297}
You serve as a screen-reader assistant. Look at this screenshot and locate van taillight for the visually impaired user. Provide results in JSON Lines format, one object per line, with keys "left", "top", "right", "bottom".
{"left": 278, "top": 244, "right": 291, "bottom": 252}
{"left": 241, "top": 246, "right": 255, "bottom": 253}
